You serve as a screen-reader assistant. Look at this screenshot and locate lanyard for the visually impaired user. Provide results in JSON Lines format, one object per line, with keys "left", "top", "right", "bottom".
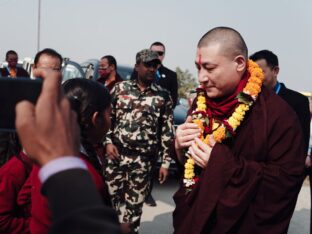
{"left": 274, "top": 82, "right": 281, "bottom": 94}
{"left": 156, "top": 70, "right": 161, "bottom": 79}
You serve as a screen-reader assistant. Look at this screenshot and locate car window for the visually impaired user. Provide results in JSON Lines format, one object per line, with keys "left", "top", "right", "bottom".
{"left": 117, "top": 66, "right": 133, "bottom": 80}
{"left": 62, "top": 63, "right": 84, "bottom": 82}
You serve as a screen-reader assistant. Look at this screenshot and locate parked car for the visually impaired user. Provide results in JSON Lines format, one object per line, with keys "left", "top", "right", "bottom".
{"left": 61, "top": 58, "right": 85, "bottom": 82}
{"left": 80, "top": 59, "right": 133, "bottom": 81}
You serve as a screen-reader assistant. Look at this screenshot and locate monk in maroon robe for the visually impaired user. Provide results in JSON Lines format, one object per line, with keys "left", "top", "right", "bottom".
{"left": 173, "top": 27, "right": 305, "bottom": 233}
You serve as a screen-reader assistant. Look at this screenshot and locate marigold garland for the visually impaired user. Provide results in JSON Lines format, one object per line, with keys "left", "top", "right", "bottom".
{"left": 183, "top": 60, "right": 264, "bottom": 188}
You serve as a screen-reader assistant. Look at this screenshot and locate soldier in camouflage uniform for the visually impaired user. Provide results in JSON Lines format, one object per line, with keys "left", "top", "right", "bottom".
{"left": 104, "top": 49, "right": 174, "bottom": 233}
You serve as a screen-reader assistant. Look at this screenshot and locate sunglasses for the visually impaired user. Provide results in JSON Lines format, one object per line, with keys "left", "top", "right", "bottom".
{"left": 155, "top": 51, "right": 165, "bottom": 56}
{"left": 143, "top": 61, "right": 159, "bottom": 69}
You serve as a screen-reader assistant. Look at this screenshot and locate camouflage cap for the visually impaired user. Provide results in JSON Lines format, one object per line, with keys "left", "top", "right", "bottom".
{"left": 136, "top": 49, "right": 160, "bottom": 64}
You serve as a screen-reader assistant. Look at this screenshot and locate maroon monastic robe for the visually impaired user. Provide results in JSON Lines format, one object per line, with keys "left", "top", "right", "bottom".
{"left": 173, "top": 87, "right": 305, "bottom": 234}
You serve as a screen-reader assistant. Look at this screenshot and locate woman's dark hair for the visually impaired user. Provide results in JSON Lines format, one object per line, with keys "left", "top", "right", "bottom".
{"left": 62, "top": 78, "right": 111, "bottom": 173}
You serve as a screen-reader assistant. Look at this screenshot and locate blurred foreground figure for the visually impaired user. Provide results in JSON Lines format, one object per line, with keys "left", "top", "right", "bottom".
{"left": 15, "top": 60, "right": 121, "bottom": 234}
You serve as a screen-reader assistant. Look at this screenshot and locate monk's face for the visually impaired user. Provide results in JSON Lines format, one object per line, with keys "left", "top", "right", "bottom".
{"left": 195, "top": 43, "right": 245, "bottom": 99}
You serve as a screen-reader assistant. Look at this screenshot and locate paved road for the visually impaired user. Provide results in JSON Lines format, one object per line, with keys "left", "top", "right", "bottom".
{"left": 138, "top": 178, "right": 310, "bottom": 234}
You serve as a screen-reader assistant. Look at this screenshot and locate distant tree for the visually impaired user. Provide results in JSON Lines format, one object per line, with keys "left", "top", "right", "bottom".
{"left": 176, "top": 67, "right": 198, "bottom": 99}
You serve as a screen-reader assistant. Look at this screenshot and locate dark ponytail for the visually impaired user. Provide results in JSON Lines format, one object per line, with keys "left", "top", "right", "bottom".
{"left": 62, "top": 78, "right": 111, "bottom": 173}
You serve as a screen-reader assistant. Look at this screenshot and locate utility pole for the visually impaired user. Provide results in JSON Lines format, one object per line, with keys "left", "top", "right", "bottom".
{"left": 37, "top": 0, "right": 41, "bottom": 52}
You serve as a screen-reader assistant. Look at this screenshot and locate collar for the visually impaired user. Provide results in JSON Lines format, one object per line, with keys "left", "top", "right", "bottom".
{"left": 6, "top": 66, "right": 16, "bottom": 72}
{"left": 130, "top": 79, "right": 159, "bottom": 92}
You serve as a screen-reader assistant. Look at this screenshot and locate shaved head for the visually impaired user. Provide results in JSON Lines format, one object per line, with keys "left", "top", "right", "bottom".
{"left": 197, "top": 27, "right": 248, "bottom": 60}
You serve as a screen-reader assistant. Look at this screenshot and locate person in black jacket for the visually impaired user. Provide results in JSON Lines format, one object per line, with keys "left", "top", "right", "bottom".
{"left": 150, "top": 42, "right": 178, "bottom": 108}
{"left": 15, "top": 64, "right": 121, "bottom": 234}
{"left": 250, "top": 49, "right": 311, "bottom": 232}
{"left": 0, "top": 50, "right": 29, "bottom": 78}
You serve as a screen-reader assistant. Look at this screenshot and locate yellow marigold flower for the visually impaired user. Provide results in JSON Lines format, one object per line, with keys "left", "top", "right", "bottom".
{"left": 232, "top": 112, "right": 244, "bottom": 121}
{"left": 185, "top": 171, "right": 192, "bottom": 176}
{"left": 213, "top": 126, "right": 226, "bottom": 143}
{"left": 197, "top": 103, "right": 206, "bottom": 111}
{"left": 197, "top": 96, "right": 206, "bottom": 103}
{"left": 184, "top": 171, "right": 195, "bottom": 178}
{"left": 235, "top": 106, "right": 245, "bottom": 116}
{"left": 228, "top": 117, "right": 240, "bottom": 129}
{"left": 241, "top": 104, "right": 249, "bottom": 111}
{"left": 185, "top": 163, "right": 194, "bottom": 170}
{"left": 212, "top": 121, "right": 219, "bottom": 131}
{"left": 187, "top": 158, "right": 195, "bottom": 165}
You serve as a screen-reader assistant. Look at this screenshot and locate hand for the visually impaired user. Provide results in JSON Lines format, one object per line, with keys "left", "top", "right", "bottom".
{"left": 175, "top": 116, "right": 201, "bottom": 150}
{"left": 159, "top": 167, "right": 169, "bottom": 184}
{"left": 189, "top": 137, "right": 212, "bottom": 168}
{"left": 15, "top": 68, "right": 80, "bottom": 166}
{"left": 105, "top": 143, "right": 120, "bottom": 161}
{"left": 305, "top": 155, "right": 312, "bottom": 168}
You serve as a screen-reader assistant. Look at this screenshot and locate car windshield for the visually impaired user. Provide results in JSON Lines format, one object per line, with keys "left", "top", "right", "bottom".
{"left": 62, "top": 62, "right": 84, "bottom": 82}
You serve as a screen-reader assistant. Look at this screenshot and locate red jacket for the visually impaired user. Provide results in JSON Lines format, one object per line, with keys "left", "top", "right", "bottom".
{"left": 0, "top": 151, "right": 32, "bottom": 234}
{"left": 30, "top": 156, "right": 110, "bottom": 234}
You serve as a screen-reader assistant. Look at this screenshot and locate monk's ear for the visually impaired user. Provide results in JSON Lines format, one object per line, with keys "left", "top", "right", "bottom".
{"left": 234, "top": 55, "right": 246, "bottom": 73}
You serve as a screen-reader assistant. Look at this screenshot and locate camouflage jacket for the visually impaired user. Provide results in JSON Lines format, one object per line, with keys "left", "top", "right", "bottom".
{"left": 105, "top": 79, "right": 174, "bottom": 168}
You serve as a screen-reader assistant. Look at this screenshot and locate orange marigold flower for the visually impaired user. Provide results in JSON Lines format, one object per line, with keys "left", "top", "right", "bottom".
{"left": 252, "top": 68, "right": 263, "bottom": 78}
{"left": 249, "top": 76, "right": 263, "bottom": 85}
{"left": 193, "top": 119, "right": 204, "bottom": 131}
{"left": 203, "top": 135, "right": 210, "bottom": 145}
{"left": 213, "top": 126, "right": 226, "bottom": 143}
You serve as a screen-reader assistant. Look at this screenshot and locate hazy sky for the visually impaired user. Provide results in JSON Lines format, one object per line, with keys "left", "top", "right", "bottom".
{"left": 1, "top": 0, "right": 311, "bottom": 91}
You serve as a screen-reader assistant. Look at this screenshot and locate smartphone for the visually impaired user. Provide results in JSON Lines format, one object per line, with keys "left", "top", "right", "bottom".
{"left": 0, "top": 77, "right": 43, "bottom": 132}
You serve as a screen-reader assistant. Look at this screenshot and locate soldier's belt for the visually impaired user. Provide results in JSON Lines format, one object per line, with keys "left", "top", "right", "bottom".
{"left": 115, "top": 143, "right": 157, "bottom": 158}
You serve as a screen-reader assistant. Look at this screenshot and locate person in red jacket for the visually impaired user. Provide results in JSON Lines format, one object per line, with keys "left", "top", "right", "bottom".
{"left": 29, "top": 77, "right": 114, "bottom": 233}
{"left": 0, "top": 151, "right": 32, "bottom": 234}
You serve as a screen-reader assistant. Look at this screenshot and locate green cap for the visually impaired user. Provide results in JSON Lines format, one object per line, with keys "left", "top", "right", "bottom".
{"left": 136, "top": 49, "right": 160, "bottom": 63}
